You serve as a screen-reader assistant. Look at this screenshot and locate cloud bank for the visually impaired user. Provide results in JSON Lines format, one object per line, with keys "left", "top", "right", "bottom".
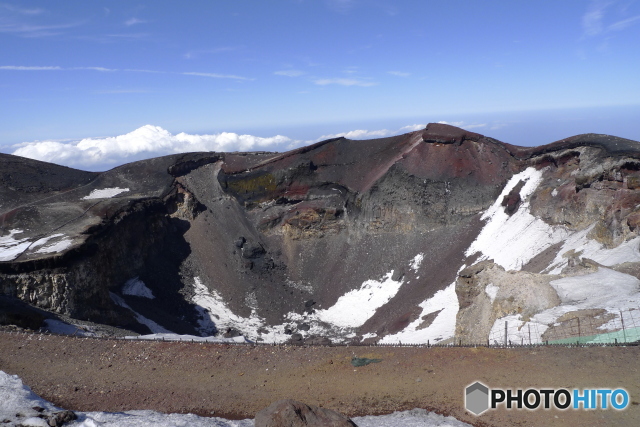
{"left": 10, "top": 123, "right": 440, "bottom": 171}
{"left": 11, "top": 125, "right": 293, "bottom": 171}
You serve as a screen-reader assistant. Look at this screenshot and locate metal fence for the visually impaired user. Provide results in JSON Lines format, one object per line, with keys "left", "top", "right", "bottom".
{"left": 487, "top": 307, "right": 640, "bottom": 346}
{"left": 2, "top": 308, "right": 640, "bottom": 348}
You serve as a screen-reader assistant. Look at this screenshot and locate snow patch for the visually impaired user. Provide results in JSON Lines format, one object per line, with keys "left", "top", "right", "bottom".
{"left": 465, "top": 167, "right": 569, "bottom": 271}
{"left": 353, "top": 408, "right": 472, "bottom": 427}
{"left": 0, "top": 371, "right": 59, "bottom": 426}
{"left": 0, "top": 370, "right": 470, "bottom": 427}
{"left": 0, "top": 229, "right": 31, "bottom": 261}
{"left": 314, "top": 271, "right": 404, "bottom": 328}
{"left": 546, "top": 225, "right": 640, "bottom": 274}
{"left": 489, "top": 268, "right": 640, "bottom": 344}
{"left": 41, "top": 319, "right": 96, "bottom": 337}
{"left": 551, "top": 188, "right": 558, "bottom": 197}
{"left": 485, "top": 283, "right": 499, "bottom": 303}
{"left": 122, "top": 277, "right": 155, "bottom": 299}
{"left": 110, "top": 292, "right": 172, "bottom": 334}
{"left": 380, "top": 282, "right": 459, "bottom": 344}
{"left": 82, "top": 187, "right": 129, "bottom": 200}
{"left": 34, "top": 237, "right": 73, "bottom": 254}
{"left": 409, "top": 253, "right": 424, "bottom": 272}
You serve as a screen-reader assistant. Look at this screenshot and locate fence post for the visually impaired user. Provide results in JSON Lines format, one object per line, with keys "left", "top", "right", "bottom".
{"left": 504, "top": 321, "right": 508, "bottom": 346}
{"left": 620, "top": 310, "right": 627, "bottom": 343}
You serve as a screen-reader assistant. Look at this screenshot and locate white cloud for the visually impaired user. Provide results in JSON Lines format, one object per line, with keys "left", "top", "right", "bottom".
{"left": 437, "top": 120, "right": 464, "bottom": 127}
{"left": 0, "top": 22, "right": 80, "bottom": 37}
{"left": 388, "top": 71, "right": 410, "bottom": 77}
{"left": 582, "top": 1, "right": 640, "bottom": 36}
{"left": 316, "top": 129, "right": 391, "bottom": 140}
{"left": 11, "top": 123, "right": 432, "bottom": 170}
{"left": 399, "top": 124, "right": 426, "bottom": 132}
{"left": 274, "top": 70, "right": 305, "bottom": 77}
{"left": 74, "top": 66, "right": 117, "bottom": 72}
{"left": 608, "top": 14, "right": 640, "bottom": 31}
{"left": 183, "top": 72, "right": 254, "bottom": 81}
{"left": 582, "top": 1, "right": 608, "bottom": 36}
{"left": 437, "top": 120, "right": 486, "bottom": 130}
{"left": 313, "top": 124, "right": 426, "bottom": 142}
{"left": 0, "top": 4, "right": 44, "bottom": 14}
{"left": 0, "top": 66, "right": 253, "bottom": 81}
{"left": 313, "top": 78, "right": 377, "bottom": 87}
{"left": 0, "top": 65, "right": 61, "bottom": 70}
{"left": 124, "top": 18, "right": 146, "bottom": 26}
{"left": 12, "top": 125, "right": 293, "bottom": 170}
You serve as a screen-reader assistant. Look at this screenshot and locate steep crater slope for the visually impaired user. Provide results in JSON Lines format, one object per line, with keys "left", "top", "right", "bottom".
{"left": 2, "top": 124, "right": 640, "bottom": 344}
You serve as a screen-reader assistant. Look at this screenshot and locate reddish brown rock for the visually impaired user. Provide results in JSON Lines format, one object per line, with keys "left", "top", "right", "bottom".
{"left": 255, "top": 399, "right": 358, "bottom": 427}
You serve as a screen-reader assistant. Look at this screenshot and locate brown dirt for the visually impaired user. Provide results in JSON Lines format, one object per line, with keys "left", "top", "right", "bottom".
{"left": 1, "top": 332, "right": 639, "bottom": 426}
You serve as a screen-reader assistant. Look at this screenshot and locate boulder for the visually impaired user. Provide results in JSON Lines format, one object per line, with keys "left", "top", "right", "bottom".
{"left": 255, "top": 399, "right": 357, "bottom": 427}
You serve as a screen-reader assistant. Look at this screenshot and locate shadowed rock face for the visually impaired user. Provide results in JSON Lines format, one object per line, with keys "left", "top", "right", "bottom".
{"left": 3, "top": 123, "right": 640, "bottom": 343}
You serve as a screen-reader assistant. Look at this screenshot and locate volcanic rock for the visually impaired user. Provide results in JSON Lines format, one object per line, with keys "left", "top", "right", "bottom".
{"left": 255, "top": 399, "right": 357, "bottom": 427}
{"left": 3, "top": 124, "right": 640, "bottom": 344}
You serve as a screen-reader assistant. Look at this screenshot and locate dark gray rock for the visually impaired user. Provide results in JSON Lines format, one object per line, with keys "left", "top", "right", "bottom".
{"left": 47, "top": 410, "right": 77, "bottom": 426}
{"left": 298, "top": 322, "right": 310, "bottom": 331}
{"left": 255, "top": 399, "right": 357, "bottom": 427}
{"left": 391, "top": 269, "right": 404, "bottom": 281}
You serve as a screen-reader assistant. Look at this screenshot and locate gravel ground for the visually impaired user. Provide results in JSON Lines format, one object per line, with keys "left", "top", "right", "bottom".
{"left": 1, "top": 332, "right": 639, "bottom": 426}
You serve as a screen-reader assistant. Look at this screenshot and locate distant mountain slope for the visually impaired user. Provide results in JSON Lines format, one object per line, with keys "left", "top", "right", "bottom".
{"left": 2, "top": 123, "right": 640, "bottom": 344}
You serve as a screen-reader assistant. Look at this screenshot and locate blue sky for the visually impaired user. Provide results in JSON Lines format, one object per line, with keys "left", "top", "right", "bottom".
{"left": 1, "top": 0, "right": 640, "bottom": 170}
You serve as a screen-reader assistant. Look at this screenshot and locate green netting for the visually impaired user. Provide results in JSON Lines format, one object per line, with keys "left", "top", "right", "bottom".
{"left": 547, "top": 326, "right": 640, "bottom": 345}
{"left": 351, "top": 357, "right": 382, "bottom": 367}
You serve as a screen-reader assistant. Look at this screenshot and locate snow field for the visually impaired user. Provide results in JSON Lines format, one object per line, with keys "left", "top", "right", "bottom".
{"left": 0, "top": 229, "right": 31, "bottom": 261}
{"left": 0, "top": 371, "right": 471, "bottom": 427}
{"left": 465, "top": 167, "right": 570, "bottom": 271}
{"left": 110, "top": 292, "right": 172, "bottom": 334}
{"left": 380, "top": 282, "right": 459, "bottom": 344}
{"left": 82, "top": 187, "right": 130, "bottom": 200}
{"left": 0, "top": 229, "right": 73, "bottom": 261}
{"left": 122, "top": 277, "right": 155, "bottom": 299}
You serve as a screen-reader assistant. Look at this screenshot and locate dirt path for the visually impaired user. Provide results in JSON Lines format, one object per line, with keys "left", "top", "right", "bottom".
{"left": 1, "top": 332, "right": 639, "bottom": 426}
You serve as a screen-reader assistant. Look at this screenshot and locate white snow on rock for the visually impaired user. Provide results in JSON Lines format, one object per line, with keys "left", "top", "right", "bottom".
{"left": 548, "top": 268, "right": 640, "bottom": 312}
{"left": 409, "top": 253, "right": 424, "bottom": 272}
{"left": 192, "top": 277, "right": 265, "bottom": 338}
{"left": 465, "top": 167, "right": 569, "bottom": 271}
{"left": 484, "top": 283, "right": 499, "bottom": 303}
{"left": 314, "top": 271, "right": 404, "bottom": 328}
{"left": 122, "top": 277, "right": 155, "bottom": 299}
{"left": 1, "top": 370, "right": 471, "bottom": 427}
{"left": 488, "top": 313, "right": 548, "bottom": 346}
{"left": 30, "top": 233, "right": 64, "bottom": 249}
{"left": 42, "top": 319, "right": 96, "bottom": 337}
{"left": 0, "top": 229, "right": 31, "bottom": 261}
{"left": 380, "top": 281, "right": 459, "bottom": 344}
{"left": 0, "top": 371, "right": 59, "bottom": 426}
{"left": 489, "top": 267, "right": 640, "bottom": 344}
{"left": 193, "top": 270, "right": 406, "bottom": 343}
{"left": 110, "top": 292, "right": 172, "bottom": 334}
{"left": 546, "top": 225, "right": 640, "bottom": 274}
{"left": 353, "top": 408, "right": 472, "bottom": 427}
{"left": 82, "top": 187, "right": 129, "bottom": 200}
{"left": 34, "top": 237, "right": 73, "bottom": 254}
